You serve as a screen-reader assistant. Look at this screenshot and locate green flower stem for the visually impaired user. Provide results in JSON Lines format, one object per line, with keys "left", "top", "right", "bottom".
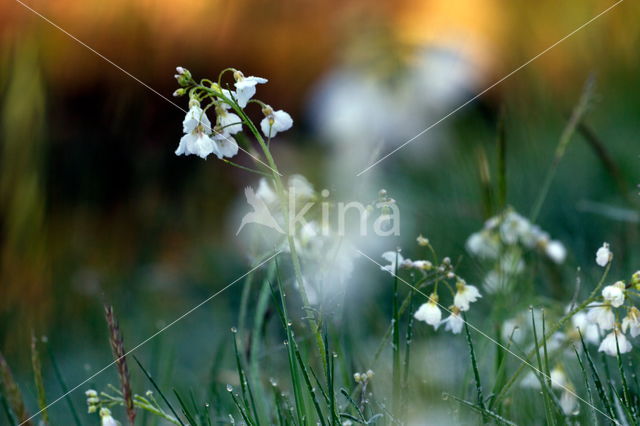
{"left": 198, "top": 84, "right": 327, "bottom": 368}
{"left": 495, "top": 261, "right": 611, "bottom": 403}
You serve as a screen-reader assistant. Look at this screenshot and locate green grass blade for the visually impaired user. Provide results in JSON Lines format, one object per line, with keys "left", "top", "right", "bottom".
{"left": 391, "top": 252, "right": 401, "bottom": 417}
{"left": 132, "top": 355, "right": 186, "bottom": 426}
{"left": 173, "top": 389, "right": 199, "bottom": 426}
{"left": 462, "top": 312, "right": 486, "bottom": 422}
{"left": 46, "top": 345, "right": 82, "bottom": 426}
{"left": 578, "top": 332, "right": 615, "bottom": 420}
{"left": 573, "top": 347, "right": 599, "bottom": 425}
{"left": 1, "top": 394, "right": 18, "bottom": 426}
{"left": 445, "top": 393, "right": 517, "bottom": 426}
{"left": 232, "top": 329, "right": 260, "bottom": 425}
{"left": 529, "top": 308, "right": 556, "bottom": 425}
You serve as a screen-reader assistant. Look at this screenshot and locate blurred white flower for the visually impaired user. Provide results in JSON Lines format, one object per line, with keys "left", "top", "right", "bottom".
{"left": 560, "top": 386, "right": 579, "bottom": 416}
{"left": 256, "top": 178, "right": 278, "bottom": 205}
{"left": 99, "top": 408, "right": 118, "bottom": 426}
{"left": 571, "top": 311, "right": 600, "bottom": 344}
{"left": 545, "top": 240, "right": 566, "bottom": 264}
{"left": 596, "top": 243, "right": 612, "bottom": 267}
{"left": 465, "top": 231, "right": 499, "bottom": 259}
{"left": 414, "top": 294, "right": 441, "bottom": 329}
{"left": 411, "top": 260, "right": 433, "bottom": 270}
{"left": 287, "top": 174, "right": 315, "bottom": 200}
{"left": 453, "top": 281, "right": 481, "bottom": 311}
{"left": 500, "top": 211, "right": 529, "bottom": 245}
{"left": 599, "top": 328, "right": 632, "bottom": 356}
{"left": 587, "top": 302, "right": 615, "bottom": 330}
{"left": 549, "top": 368, "right": 567, "bottom": 389}
{"left": 602, "top": 281, "right": 625, "bottom": 308}
{"left": 175, "top": 105, "right": 216, "bottom": 159}
{"left": 521, "top": 367, "right": 566, "bottom": 390}
{"left": 381, "top": 251, "right": 411, "bottom": 275}
{"left": 442, "top": 308, "right": 464, "bottom": 334}
{"left": 261, "top": 105, "right": 293, "bottom": 138}
{"left": 622, "top": 307, "right": 640, "bottom": 337}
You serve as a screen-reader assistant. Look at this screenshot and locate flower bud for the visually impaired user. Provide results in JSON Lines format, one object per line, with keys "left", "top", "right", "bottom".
{"left": 174, "top": 66, "right": 192, "bottom": 87}
{"left": 173, "top": 88, "right": 186, "bottom": 97}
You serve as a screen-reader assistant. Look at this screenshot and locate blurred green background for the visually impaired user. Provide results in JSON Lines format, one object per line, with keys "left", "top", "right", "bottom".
{"left": 1, "top": 0, "right": 639, "bottom": 423}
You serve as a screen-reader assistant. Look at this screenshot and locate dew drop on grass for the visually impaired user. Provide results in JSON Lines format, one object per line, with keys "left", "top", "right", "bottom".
{"left": 269, "top": 378, "right": 278, "bottom": 387}
{"left": 226, "top": 384, "right": 233, "bottom": 392}
{"left": 230, "top": 327, "right": 238, "bottom": 333}
{"left": 287, "top": 321, "right": 293, "bottom": 327}
{"left": 441, "top": 393, "right": 449, "bottom": 401}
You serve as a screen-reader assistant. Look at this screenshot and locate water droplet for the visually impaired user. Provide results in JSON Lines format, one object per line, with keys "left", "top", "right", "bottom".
{"left": 332, "top": 352, "right": 338, "bottom": 358}
{"left": 284, "top": 340, "right": 289, "bottom": 346}
{"left": 269, "top": 378, "right": 278, "bottom": 387}
{"left": 442, "top": 393, "right": 449, "bottom": 401}
{"left": 226, "top": 384, "right": 233, "bottom": 392}
{"left": 287, "top": 321, "right": 293, "bottom": 327}
{"left": 205, "top": 403, "right": 210, "bottom": 408}
{"left": 230, "top": 327, "right": 238, "bottom": 333}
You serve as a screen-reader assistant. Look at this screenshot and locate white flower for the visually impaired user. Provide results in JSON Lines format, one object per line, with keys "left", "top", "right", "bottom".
{"left": 216, "top": 103, "right": 243, "bottom": 135}
{"left": 602, "top": 281, "right": 625, "bottom": 308}
{"left": 587, "top": 302, "right": 615, "bottom": 330}
{"left": 549, "top": 368, "right": 567, "bottom": 389}
{"left": 453, "top": 281, "right": 481, "bottom": 311}
{"left": 483, "top": 270, "right": 510, "bottom": 294}
{"left": 175, "top": 105, "right": 216, "bottom": 159}
{"left": 598, "top": 328, "right": 632, "bottom": 356}
{"left": 288, "top": 174, "right": 315, "bottom": 199}
{"left": 622, "top": 307, "right": 640, "bottom": 337}
{"left": 211, "top": 128, "right": 239, "bottom": 159}
{"left": 560, "top": 385, "right": 579, "bottom": 415}
{"left": 99, "top": 408, "right": 118, "bottom": 426}
{"left": 233, "top": 71, "right": 267, "bottom": 108}
{"left": 465, "top": 231, "right": 499, "bottom": 259}
{"left": 520, "top": 367, "right": 566, "bottom": 390}
{"left": 260, "top": 106, "right": 293, "bottom": 138}
{"left": 545, "top": 240, "right": 566, "bottom": 264}
{"left": 441, "top": 308, "right": 464, "bottom": 334}
{"left": 596, "top": 242, "right": 612, "bottom": 267}
{"left": 414, "top": 294, "right": 441, "bottom": 329}
{"left": 411, "top": 260, "right": 432, "bottom": 270}
{"left": 381, "top": 251, "right": 411, "bottom": 275}
{"left": 256, "top": 178, "right": 278, "bottom": 204}
{"left": 571, "top": 311, "right": 600, "bottom": 344}
{"left": 499, "top": 211, "right": 530, "bottom": 245}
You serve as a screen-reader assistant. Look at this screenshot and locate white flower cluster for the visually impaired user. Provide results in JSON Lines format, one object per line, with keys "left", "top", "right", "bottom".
{"left": 85, "top": 391, "right": 118, "bottom": 426}
{"left": 466, "top": 208, "right": 566, "bottom": 293}
{"left": 353, "top": 369, "right": 375, "bottom": 384}
{"left": 581, "top": 244, "right": 640, "bottom": 356}
{"left": 381, "top": 242, "right": 481, "bottom": 335}
{"left": 173, "top": 67, "right": 293, "bottom": 159}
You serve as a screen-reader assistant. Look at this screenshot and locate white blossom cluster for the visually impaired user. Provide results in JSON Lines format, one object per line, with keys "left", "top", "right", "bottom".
{"left": 85, "top": 390, "right": 118, "bottom": 426}
{"left": 504, "top": 242, "right": 638, "bottom": 400}
{"left": 582, "top": 243, "right": 640, "bottom": 356}
{"left": 465, "top": 208, "right": 566, "bottom": 293}
{"left": 381, "top": 239, "right": 481, "bottom": 335}
{"left": 173, "top": 67, "right": 292, "bottom": 159}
